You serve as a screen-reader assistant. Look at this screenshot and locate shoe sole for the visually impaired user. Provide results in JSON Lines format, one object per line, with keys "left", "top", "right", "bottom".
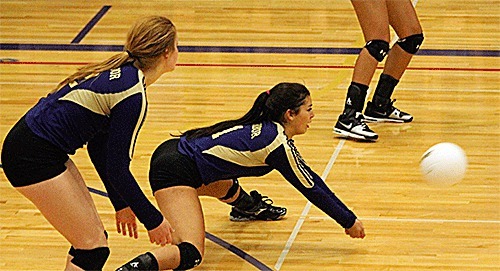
{"left": 364, "top": 115, "right": 413, "bottom": 123}
{"left": 229, "top": 216, "right": 254, "bottom": 222}
{"left": 333, "top": 128, "right": 378, "bottom": 141}
{"left": 229, "top": 215, "right": 285, "bottom": 222}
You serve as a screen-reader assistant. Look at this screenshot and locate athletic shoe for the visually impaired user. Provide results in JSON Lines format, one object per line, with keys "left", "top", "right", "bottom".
{"left": 229, "top": 190, "right": 287, "bottom": 221}
{"left": 334, "top": 112, "right": 378, "bottom": 141}
{"left": 364, "top": 100, "right": 413, "bottom": 123}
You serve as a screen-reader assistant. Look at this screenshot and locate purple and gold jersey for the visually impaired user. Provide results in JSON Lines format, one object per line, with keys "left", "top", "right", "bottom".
{"left": 178, "top": 120, "right": 357, "bottom": 228}
{"left": 24, "top": 62, "right": 162, "bottom": 230}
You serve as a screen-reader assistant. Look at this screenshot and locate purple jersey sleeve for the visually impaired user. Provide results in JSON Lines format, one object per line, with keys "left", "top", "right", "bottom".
{"left": 87, "top": 131, "right": 129, "bottom": 211}
{"left": 104, "top": 94, "right": 163, "bottom": 230}
{"left": 265, "top": 141, "right": 357, "bottom": 229}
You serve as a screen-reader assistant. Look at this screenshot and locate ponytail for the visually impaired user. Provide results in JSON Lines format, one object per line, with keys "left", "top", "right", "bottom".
{"left": 52, "top": 16, "right": 176, "bottom": 93}
{"left": 180, "top": 82, "right": 310, "bottom": 140}
{"left": 52, "top": 52, "right": 132, "bottom": 92}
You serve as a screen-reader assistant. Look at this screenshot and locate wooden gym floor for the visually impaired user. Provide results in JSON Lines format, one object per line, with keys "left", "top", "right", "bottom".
{"left": 0, "top": 0, "right": 499, "bottom": 270}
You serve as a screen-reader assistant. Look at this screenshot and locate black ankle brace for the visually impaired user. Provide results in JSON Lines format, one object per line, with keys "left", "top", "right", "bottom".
{"left": 374, "top": 73, "right": 399, "bottom": 101}
{"left": 219, "top": 179, "right": 240, "bottom": 201}
{"left": 229, "top": 189, "right": 255, "bottom": 211}
{"left": 345, "top": 83, "right": 368, "bottom": 113}
{"left": 118, "top": 252, "right": 159, "bottom": 271}
{"left": 372, "top": 94, "right": 391, "bottom": 109}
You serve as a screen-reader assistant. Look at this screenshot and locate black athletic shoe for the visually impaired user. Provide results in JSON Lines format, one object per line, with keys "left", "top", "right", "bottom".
{"left": 229, "top": 190, "right": 287, "bottom": 221}
{"left": 334, "top": 112, "right": 378, "bottom": 141}
{"left": 364, "top": 100, "right": 413, "bottom": 123}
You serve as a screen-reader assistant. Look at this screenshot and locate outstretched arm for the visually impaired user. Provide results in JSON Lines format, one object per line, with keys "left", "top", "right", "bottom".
{"left": 266, "top": 140, "right": 360, "bottom": 231}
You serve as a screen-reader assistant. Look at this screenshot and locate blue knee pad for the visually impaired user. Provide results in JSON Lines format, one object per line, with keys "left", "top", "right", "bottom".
{"left": 396, "top": 33, "right": 424, "bottom": 54}
{"left": 364, "top": 40, "right": 390, "bottom": 62}
{"left": 173, "top": 242, "right": 202, "bottom": 270}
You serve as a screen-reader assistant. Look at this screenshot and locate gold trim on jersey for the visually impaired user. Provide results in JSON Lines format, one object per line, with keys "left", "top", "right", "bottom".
{"left": 203, "top": 134, "right": 285, "bottom": 167}
{"left": 284, "top": 140, "right": 314, "bottom": 188}
{"left": 59, "top": 81, "right": 144, "bottom": 116}
{"left": 129, "top": 79, "right": 147, "bottom": 159}
{"left": 59, "top": 69, "right": 146, "bottom": 159}
{"left": 203, "top": 124, "right": 286, "bottom": 167}
{"left": 202, "top": 123, "right": 314, "bottom": 188}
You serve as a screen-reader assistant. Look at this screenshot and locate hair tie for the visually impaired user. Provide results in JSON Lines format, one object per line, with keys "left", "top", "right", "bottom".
{"left": 266, "top": 89, "right": 271, "bottom": 95}
{"left": 126, "top": 50, "right": 134, "bottom": 58}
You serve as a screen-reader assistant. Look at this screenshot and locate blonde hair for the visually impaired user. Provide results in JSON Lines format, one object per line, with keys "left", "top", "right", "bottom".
{"left": 53, "top": 16, "right": 176, "bottom": 92}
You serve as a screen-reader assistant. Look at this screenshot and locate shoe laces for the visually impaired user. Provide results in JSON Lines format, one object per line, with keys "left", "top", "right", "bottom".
{"left": 250, "top": 190, "right": 274, "bottom": 207}
{"left": 247, "top": 190, "right": 285, "bottom": 215}
{"left": 386, "top": 99, "right": 409, "bottom": 116}
{"left": 354, "top": 112, "right": 370, "bottom": 130}
{"left": 387, "top": 99, "right": 396, "bottom": 111}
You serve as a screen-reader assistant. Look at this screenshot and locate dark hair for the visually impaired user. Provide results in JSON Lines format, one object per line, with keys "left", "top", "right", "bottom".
{"left": 180, "top": 82, "right": 310, "bottom": 139}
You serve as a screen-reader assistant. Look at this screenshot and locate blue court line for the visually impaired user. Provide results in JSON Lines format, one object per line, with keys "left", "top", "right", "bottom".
{"left": 71, "top": 6, "right": 111, "bottom": 44}
{"left": 205, "top": 232, "right": 273, "bottom": 271}
{"left": 0, "top": 43, "right": 498, "bottom": 57}
{"left": 86, "top": 186, "right": 273, "bottom": 270}
{"left": 87, "top": 186, "right": 108, "bottom": 197}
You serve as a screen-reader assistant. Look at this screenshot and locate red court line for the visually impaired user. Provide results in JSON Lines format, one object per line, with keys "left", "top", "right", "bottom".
{"left": 0, "top": 61, "right": 499, "bottom": 72}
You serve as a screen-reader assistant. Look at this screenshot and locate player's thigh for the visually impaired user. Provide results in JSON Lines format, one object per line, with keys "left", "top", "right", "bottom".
{"left": 351, "top": 0, "right": 390, "bottom": 41}
{"left": 16, "top": 165, "right": 107, "bottom": 249}
{"left": 154, "top": 186, "right": 205, "bottom": 253}
{"left": 66, "top": 159, "right": 104, "bottom": 225}
{"left": 387, "top": 0, "right": 423, "bottom": 37}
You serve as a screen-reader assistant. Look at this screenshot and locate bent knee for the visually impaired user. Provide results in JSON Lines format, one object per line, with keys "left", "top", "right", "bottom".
{"left": 396, "top": 33, "right": 424, "bottom": 54}
{"left": 71, "top": 230, "right": 108, "bottom": 249}
{"left": 364, "top": 40, "right": 390, "bottom": 62}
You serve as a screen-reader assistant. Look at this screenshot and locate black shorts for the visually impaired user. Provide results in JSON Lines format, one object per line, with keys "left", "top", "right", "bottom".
{"left": 149, "top": 138, "right": 203, "bottom": 193}
{"left": 1, "top": 116, "right": 69, "bottom": 187}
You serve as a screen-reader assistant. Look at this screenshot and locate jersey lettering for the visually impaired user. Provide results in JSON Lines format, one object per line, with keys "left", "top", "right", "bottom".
{"left": 109, "top": 68, "right": 121, "bottom": 80}
{"left": 251, "top": 123, "right": 262, "bottom": 139}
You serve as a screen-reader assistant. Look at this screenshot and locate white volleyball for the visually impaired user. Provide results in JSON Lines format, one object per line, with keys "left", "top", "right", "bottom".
{"left": 420, "top": 143, "right": 468, "bottom": 186}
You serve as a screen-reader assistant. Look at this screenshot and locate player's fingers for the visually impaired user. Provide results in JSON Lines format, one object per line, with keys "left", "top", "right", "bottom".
{"left": 121, "top": 223, "right": 128, "bottom": 236}
{"left": 133, "top": 224, "right": 138, "bottom": 239}
{"left": 166, "top": 230, "right": 172, "bottom": 244}
{"left": 127, "top": 223, "right": 133, "bottom": 237}
{"left": 160, "top": 236, "right": 168, "bottom": 246}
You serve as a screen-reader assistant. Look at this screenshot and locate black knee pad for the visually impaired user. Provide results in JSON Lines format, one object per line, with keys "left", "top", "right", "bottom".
{"left": 364, "top": 40, "right": 390, "bottom": 62}
{"left": 219, "top": 178, "right": 240, "bottom": 200}
{"left": 69, "top": 246, "right": 76, "bottom": 257}
{"left": 396, "top": 33, "right": 424, "bottom": 54}
{"left": 174, "top": 242, "right": 202, "bottom": 270}
{"left": 71, "top": 247, "right": 110, "bottom": 271}
{"left": 68, "top": 230, "right": 108, "bottom": 257}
